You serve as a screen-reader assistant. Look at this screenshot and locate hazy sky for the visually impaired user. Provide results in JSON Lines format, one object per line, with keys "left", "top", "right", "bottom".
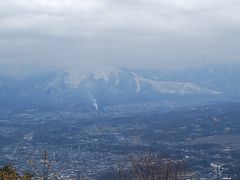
{"left": 0, "top": 0, "right": 240, "bottom": 69}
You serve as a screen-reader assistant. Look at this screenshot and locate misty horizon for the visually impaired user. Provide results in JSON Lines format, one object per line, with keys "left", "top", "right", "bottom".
{"left": 1, "top": 62, "right": 240, "bottom": 79}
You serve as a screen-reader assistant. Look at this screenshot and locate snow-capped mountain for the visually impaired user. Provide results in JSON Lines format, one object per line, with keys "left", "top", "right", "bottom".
{"left": 18, "top": 66, "right": 219, "bottom": 109}
{"left": 45, "top": 67, "right": 219, "bottom": 93}
{"left": 3, "top": 64, "right": 239, "bottom": 109}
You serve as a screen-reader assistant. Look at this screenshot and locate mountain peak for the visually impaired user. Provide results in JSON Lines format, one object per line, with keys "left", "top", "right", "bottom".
{"left": 61, "top": 66, "right": 121, "bottom": 88}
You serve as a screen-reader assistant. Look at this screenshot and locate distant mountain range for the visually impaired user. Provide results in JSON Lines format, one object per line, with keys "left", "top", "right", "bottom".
{"left": 0, "top": 64, "right": 240, "bottom": 109}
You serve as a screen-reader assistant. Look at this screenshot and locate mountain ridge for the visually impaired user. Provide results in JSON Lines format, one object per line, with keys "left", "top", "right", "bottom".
{"left": 1, "top": 64, "right": 240, "bottom": 109}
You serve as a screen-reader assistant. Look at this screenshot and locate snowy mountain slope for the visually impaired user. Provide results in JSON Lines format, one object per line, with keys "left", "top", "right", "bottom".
{"left": 0, "top": 66, "right": 226, "bottom": 109}
{"left": 132, "top": 73, "right": 220, "bottom": 95}
{"left": 44, "top": 67, "right": 220, "bottom": 96}
{"left": 33, "top": 67, "right": 220, "bottom": 109}
{"left": 63, "top": 66, "right": 121, "bottom": 89}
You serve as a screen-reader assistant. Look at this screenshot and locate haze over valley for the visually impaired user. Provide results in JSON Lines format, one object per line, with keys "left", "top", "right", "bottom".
{"left": 1, "top": 0, "right": 240, "bottom": 179}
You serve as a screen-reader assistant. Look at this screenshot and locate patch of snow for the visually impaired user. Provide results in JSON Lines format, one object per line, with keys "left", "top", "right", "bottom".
{"left": 63, "top": 66, "right": 121, "bottom": 88}
{"left": 63, "top": 70, "right": 86, "bottom": 88}
{"left": 131, "top": 73, "right": 220, "bottom": 95}
{"left": 132, "top": 73, "right": 142, "bottom": 93}
{"left": 143, "top": 79, "right": 220, "bottom": 95}
{"left": 93, "top": 67, "right": 120, "bottom": 84}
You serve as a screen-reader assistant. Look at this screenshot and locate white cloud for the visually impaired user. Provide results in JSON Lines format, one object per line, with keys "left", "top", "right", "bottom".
{"left": 1, "top": 0, "right": 240, "bottom": 36}
{"left": 0, "top": 0, "right": 240, "bottom": 68}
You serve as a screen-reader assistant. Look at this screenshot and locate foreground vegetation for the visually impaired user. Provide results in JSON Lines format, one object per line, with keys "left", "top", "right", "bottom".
{"left": 0, "top": 166, "right": 32, "bottom": 180}
{"left": 1, "top": 151, "right": 186, "bottom": 180}
{"left": 1, "top": 150, "right": 239, "bottom": 180}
